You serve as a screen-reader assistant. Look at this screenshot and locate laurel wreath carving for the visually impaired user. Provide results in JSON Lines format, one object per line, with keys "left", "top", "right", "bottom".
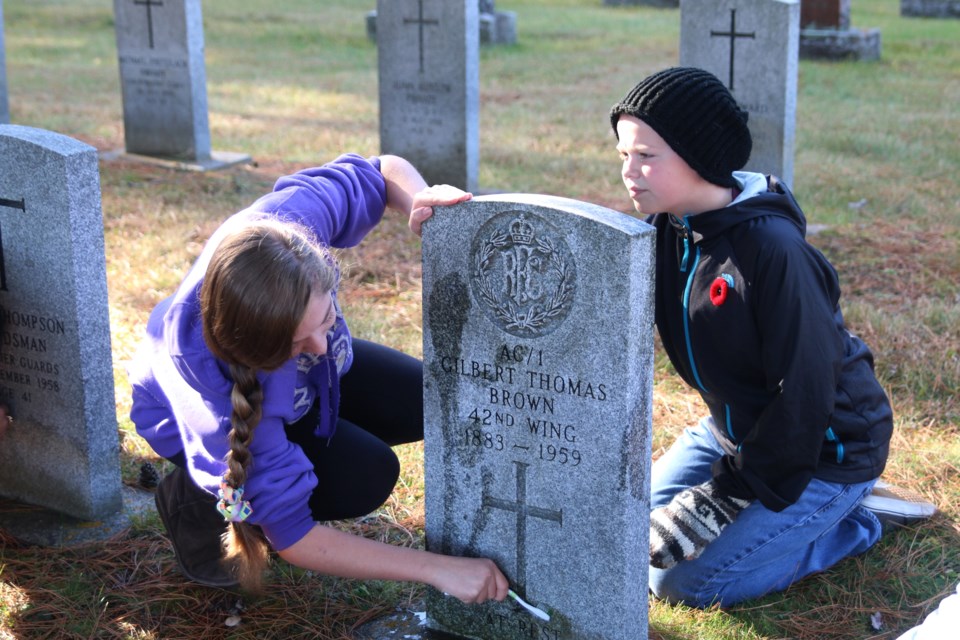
{"left": 473, "top": 231, "right": 574, "bottom": 334}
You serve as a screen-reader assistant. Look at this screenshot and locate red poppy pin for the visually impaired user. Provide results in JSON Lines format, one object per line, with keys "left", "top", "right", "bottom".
{"left": 710, "top": 273, "right": 735, "bottom": 306}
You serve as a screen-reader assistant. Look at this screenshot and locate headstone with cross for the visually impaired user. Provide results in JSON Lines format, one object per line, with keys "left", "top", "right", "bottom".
{"left": 111, "top": 0, "right": 249, "bottom": 170}
{"left": 799, "top": 0, "right": 881, "bottom": 61}
{"left": 0, "top": 125, "right": 122, "bottom": 524}
{"left": 422, "top": 194, "right": 655, "bottom": 640}
{"left": 376, "top": 0, "right": 479, "bottom": 192}
{"left": 366, "top": 1, "right": 516, "bottom": 47}
{"left": 0, "top": 0, "right": 9, "bottom": 124}
{"left": 679, "top": 0, "right": 799, "bottom": 187}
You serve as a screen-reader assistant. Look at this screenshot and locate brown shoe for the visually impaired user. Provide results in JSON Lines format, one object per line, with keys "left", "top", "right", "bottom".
{"left": 862, "top": 480, "right": 938, "bottom": 528}
{"left": 155, "top": 467, "right": 239, "bottom": 587}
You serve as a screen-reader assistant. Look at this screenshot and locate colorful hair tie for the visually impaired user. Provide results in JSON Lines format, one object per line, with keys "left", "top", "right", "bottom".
{"left": 217, "top": 482, "right": 253, "bottom": 522}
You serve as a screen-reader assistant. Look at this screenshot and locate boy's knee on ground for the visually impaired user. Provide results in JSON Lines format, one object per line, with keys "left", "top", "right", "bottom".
{"left": 649, "top": 563, "right": 726, "bottom": 609}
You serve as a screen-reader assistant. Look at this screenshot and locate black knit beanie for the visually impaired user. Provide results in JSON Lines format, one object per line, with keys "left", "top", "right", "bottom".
{"left": 610, "top": 67, "right": 752, "bottom": 188}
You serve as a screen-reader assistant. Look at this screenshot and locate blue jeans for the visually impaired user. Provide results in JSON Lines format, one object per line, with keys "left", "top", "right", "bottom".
{"left": 649, "top": 417, "right": 882, "bottom": 608}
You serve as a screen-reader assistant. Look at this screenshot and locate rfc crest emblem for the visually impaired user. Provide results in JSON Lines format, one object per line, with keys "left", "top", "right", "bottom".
{"left": 470, "top": 211, "right": 576, "bottom": 338}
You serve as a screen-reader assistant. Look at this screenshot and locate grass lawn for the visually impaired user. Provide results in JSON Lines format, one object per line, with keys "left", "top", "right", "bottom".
{"left": 1, "top": 0, "right": 958, "bottom": 638}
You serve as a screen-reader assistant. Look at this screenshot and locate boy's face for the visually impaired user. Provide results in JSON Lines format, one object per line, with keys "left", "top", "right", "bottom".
{"left": 616, "top": 114, "right": 714, "bottom": 216}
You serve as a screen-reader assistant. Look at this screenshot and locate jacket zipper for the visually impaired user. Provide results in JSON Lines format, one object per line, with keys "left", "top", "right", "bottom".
{"left": 825, "top": 427, "right": 845, "bottom": 463}
{"left": 675, "top": 215, "right": 709, "bottom": 394}
{"left": 675, "top": 215, "right": 740, "bottom": 445}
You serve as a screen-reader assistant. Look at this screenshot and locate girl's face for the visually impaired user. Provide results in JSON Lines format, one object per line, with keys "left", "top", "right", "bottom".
{"left": 290, "top": 291, "right": 336, "bottom": 358}
{"left": 616, "top": 114, "right": 713, "bottom": 216}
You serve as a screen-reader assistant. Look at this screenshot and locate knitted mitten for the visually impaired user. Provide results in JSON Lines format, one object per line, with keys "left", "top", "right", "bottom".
{"left": 649, "top": 480, "right": 751, "bottom": 570}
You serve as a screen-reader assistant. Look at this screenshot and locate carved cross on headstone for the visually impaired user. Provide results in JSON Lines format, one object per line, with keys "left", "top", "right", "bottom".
{"left": 133, "top": 0, "right": 165, "bottom": 49}
{"left": 482, "top": 460, "right": 563, "bottom": 586}
{"left": 710, "top": 9, "right": 755, "bottom": 91}
{"left": 0, "top": 196, "right": 25, "bottom": 291}
{"left": 403, "top": 0, "right": 439, "bottom": 73}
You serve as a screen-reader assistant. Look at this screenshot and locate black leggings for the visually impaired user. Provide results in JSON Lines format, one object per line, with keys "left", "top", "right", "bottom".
{"left": 283, "top": 338, "right": 424, "bottom": 522}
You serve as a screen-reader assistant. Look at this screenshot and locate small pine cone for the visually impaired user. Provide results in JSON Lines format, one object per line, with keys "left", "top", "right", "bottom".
{"left": 139, "top": 462, "right": 161, "bottom": 489}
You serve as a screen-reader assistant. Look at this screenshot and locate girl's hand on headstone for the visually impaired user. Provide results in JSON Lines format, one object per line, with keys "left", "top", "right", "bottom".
{"left": 409, "top": 184, "right": 472, "bottom": 236}
{"left": 432, "top": 555, "right": 509, "bottom": 604}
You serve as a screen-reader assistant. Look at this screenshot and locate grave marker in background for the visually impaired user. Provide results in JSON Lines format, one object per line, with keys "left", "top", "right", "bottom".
{"left": 1, "top": 0, "right": 9, "bottom": 124}
{"left": 901, "top": 0, "right": 960, "bottom": 18}
{"left": 377, "top": 0, "right": 479, "bottom": 192}
{"left": 112, "top": 0, "right": 249, "bottom": 170}
{"left": 0, "top": 125, "right": 122, "bottom": 522}
{"left": 422, "top": 194, "right": 655, "bottom": 640}
{"left": 680, "top": 0, "right": 799, "bottom": 187}
{"left": 603, "top": 0, "right": 679, "bottom": 7}
{"left": 368, "top": 1, "right": 516, "bottom": 46}
{"left": 800, "top": 0, "right": 881, "bottom": 61}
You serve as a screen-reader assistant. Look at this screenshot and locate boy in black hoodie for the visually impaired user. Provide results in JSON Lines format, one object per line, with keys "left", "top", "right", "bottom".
{"left": 610, "top": 67, "right": 934, "bottom": 607}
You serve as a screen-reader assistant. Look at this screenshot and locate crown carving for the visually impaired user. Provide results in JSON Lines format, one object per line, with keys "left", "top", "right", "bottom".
{"left": 510, "top": 216, "right": 534, "bottom": 245}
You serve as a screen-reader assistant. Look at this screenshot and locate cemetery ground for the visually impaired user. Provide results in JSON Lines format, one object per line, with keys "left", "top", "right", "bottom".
{"left": 0, "top": 0, "right": 957, "bottom": 638}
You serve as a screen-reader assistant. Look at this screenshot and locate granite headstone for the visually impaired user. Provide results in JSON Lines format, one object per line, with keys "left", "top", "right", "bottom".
{"left": 422, "top": 195, "right": 655, "bottom": 640}
{"left": 901, "top": 0, "right": 960, "bottom": 17}
{"left": 802, "top": 0, "right": 851, "bottom": 28}
{"left": 680, "top": 0, "right": 799, "bottom": 187}
{"left": 368, "top": 1, "right": 516, "bottom": 46}
{"left": 0, "top": 125, "right": 122, "bottom": 521}
{"left": 377, "top": 0, "right": 479, "bottom": 192}
{"left": 112, "top": 0, "right": 249, "bottom": 170}
{"left": 0, "top": 0, "right": 8, "bottom": 124}
{"left": 603, "top": 0, "right": 679, "bottom": 7}
{"left": 800, "top": 0, "right": 881, "bottom": 61}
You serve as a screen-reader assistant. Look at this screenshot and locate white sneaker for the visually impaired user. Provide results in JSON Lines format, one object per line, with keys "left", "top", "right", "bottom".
{"left": 862, "top": 480, "right": 937, "bottom": 527}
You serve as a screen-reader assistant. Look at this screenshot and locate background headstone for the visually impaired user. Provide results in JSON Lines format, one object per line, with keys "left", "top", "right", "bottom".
{"left": 901, "top": 0, "right": 960, "bottom": 18}
{"left": 422, "top": 195, "right": 655, "bottom": 640}
{"left": 367, "top": 1, "right": 516, "bottom": 46}
{"left": 680, "top": 0, "right": 799, "bottom": 187}
{"left": 112, "top": 0, "right": 249, "bottom": 170}
{"left": 799, "top": 0, "right": 881, "bottom": 61}
{"left": 0, "top": 0, "right": 9, "bottom": 124}
{"left": 0, "top": 125, "right": 122, "bottom": 522}
{"left": 603, "top": 0, "right": 679, "bottom": 7}
{"left": 377, "top": 0, "right": 479, "bottom": 192}
{"left": 802, "top": 0, "right": 851, "bottom": 28}
{"left": 480, "top": 1, "right": 518, "bottom": 46}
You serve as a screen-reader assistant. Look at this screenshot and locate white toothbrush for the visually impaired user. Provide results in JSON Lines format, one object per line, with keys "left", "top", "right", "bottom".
{"left": 508, "top": 589, "right": 551, "bottom": 621}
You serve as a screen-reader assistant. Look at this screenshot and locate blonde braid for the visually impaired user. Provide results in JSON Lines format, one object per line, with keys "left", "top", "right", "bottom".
{"left": 221, "top": 363, "right": 270, "bottom": 592}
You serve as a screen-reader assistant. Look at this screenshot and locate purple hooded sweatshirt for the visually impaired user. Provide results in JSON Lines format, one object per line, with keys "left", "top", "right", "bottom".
{"left": 128, "top": 154, "right": 387, "bottom": 551}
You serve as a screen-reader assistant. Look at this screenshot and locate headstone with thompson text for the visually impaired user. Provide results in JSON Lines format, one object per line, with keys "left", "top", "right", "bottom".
{"left": 799, "top": 0, "right": 881, "bottom": 61}
{"left": 680, "top": 0, "right": 799, "bottom": 187}
{"left": 377, "top": 0, "right": 479, "bottom": 192}
{"left": 112, "top": 0, "right": 249, "bottom": 170}
{"left": 0, "top": 125, "right": 122, "bottom": 521}
{"left": 0, "top": 0, "right": 9, "bottom": 124}
{"left": 422, "top": 195, "right": 655, "bottom": 640}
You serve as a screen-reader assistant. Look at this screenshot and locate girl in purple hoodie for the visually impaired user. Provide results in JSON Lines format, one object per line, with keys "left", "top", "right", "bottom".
{"left": 129, "top": 153, "right": 508, "bottom": 603}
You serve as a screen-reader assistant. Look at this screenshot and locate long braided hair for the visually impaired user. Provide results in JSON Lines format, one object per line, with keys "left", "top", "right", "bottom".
{"left": 199, "top": 218, "right": 337, "bottom": 591}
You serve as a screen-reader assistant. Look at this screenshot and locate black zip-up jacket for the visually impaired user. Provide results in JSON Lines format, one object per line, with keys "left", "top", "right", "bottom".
{"left": 650, "top": 175, "right": 892, "bottom": 512}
